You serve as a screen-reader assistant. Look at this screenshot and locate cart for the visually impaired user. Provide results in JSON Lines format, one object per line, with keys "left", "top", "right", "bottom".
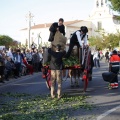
{"left": 42, "top": 46, "right": 92, "bottom": 92}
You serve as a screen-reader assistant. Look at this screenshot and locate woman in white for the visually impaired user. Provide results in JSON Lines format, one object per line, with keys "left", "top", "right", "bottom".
{"left": 93, "top": 50, "right": 100, "bottom": 68}
{"left": 38, "top": 49, "right": 43, "bottom": 72}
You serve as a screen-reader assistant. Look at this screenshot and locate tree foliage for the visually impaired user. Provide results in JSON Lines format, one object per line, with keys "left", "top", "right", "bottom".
{"left": 89, "top": 31, "right": 120, "bottom": 50}
{"left": 0, "top": 35, "right": 14, "bottom": 48}
{"left": 109, "top": 0, "right": 120, "bottom": 20}
{"left": 109, "top": 0, "right": 120, "bottom": 13}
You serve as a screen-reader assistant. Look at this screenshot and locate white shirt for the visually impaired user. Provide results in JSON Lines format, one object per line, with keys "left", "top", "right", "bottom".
{"left": 76, "top": 31, "right": 88, "bottom": 47}
{"left": 39, "top": 53, "right": 43, "bottom": 61}
{"left": 93, "top": 51, "right": 99, "bottom": 60}
{"left": 7, "top": 51, "right": 13, "bottom": 60}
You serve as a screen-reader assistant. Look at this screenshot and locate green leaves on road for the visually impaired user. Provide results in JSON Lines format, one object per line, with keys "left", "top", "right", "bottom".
{"left": 0, "top": 92, "right": 92, "bottom": 120}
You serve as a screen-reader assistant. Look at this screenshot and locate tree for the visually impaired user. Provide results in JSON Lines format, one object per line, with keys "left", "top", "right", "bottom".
{"left": 89, "top": 31, "right": 120, "bottom": 50}
{"left": 89, "top": 36, "right": 105, "bottom": 50}
{"left": 109, "top": 0, "right": 120, "bottom": 13}
{"left": 109, "top": 0, "right": 120, "bottom": 20}
{"left": 0, "top": 35, "right": 13, "bottom": 48}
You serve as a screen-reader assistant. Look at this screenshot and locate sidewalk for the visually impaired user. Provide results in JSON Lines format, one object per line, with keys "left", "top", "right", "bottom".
{"left": 0, "top": 72, "right": 41, "bottom": 87}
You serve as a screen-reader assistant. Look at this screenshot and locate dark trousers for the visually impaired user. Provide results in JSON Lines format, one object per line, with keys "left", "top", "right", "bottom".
{"left": 28, "top": 61, "right": 32, "bottom": 65}
{"left": 0, "top": 66, "right": 4, "bottom": 76}
{"left": 111, "top": 67, "right": 119, "bottom": 83}
{"left": 105, "top": 56, "right": 109, "bottom": 62}
{"left": 89, "top": 67, "right": 93, "bottom": 75}
{"left": 33, "top": 62, "right": 39, "bottom": 72}
{"left": 15, "top": 63, "right": 21, "bottom": 76}
{"left": 0, "top": 66, "right": 4, "bottom": 81}
{"left": 65, "top": 41, "right": 80, "bottom": 58}
{"left": 5, "top": 70, "right": 11, "bottom": 80}
{"left": 38, "top": 61, "right": 42, "bottom": 72}
{"left": 12, "top": 68, "right": 18, "bottom": 77}
{"left": 94, "top": 58, "right": 100, "bottom": 68}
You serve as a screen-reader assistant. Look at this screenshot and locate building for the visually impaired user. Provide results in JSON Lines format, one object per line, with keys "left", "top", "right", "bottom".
{"left": 88, "top": 0, "right": 120, "bottom": 36}
{"left": 20, "top": 20, "right": 92, "bottom": 47}
{"left": 20, "top": 0, "right": 120, "bottom": 47}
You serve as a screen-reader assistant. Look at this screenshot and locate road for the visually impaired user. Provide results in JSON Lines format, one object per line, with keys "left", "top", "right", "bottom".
{"left": 0, "top": 60, "right": 120, "bottom": 120}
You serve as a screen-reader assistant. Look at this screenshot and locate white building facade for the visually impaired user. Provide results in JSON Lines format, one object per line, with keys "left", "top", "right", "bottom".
{"left": 20, "top": 0, "right": 120, "bottom": 47}
{"left": 88, "top": 0, "right": 120, "bottom": 36}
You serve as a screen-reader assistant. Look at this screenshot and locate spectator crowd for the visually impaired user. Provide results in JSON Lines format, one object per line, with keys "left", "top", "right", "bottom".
{"left": 0, "top": 48, "right": 43, "bottom": 83}
{"left": 92, "top": 49, "right": 120, "bottom": 68}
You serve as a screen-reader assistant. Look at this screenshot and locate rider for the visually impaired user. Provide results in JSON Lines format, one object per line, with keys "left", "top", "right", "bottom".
{"left": 65, "top": 26, "right": 88, "bottom": 58}
{"left": 48, "top": 18, "right": 65, "bottom": 42}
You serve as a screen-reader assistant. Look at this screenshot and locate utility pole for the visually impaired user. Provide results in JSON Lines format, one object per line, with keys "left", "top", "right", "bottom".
{"left": 26, "top": 11, "right": 34, "bottom": 49}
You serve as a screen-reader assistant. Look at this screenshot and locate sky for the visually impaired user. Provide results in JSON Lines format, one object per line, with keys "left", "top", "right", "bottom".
{"left": 0, "top": 0, "right": 95, "bottom": 40}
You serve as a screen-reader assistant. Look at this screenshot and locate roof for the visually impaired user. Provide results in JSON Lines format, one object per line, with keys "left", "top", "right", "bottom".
{"left": 21, "top": 20, "right": 82, "bottom": 30}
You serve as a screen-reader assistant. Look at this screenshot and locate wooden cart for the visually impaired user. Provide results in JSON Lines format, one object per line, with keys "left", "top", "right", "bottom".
{"left": 42, "top": 47, "right": 92, "bottom": 92}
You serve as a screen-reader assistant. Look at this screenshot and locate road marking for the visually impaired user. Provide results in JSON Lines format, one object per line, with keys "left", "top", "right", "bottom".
{"left": 97, "top": 105, "right": 120, "bottom": 120}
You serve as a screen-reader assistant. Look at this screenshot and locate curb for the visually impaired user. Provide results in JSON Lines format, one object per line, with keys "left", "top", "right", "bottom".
{"left": 0, "top": 72, "right": 42, "bottom": 88}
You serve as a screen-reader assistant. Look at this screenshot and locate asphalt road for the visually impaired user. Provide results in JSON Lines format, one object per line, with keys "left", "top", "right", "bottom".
{"left": 0, "top": 60, "right": 120, "bottom": 120}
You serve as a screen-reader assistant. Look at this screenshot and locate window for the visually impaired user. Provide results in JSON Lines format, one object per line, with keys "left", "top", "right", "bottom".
{"left": 96, "top": 0, "right": 99, "bottom": 7}
{"left": 97, "top": 21, "right": 102, "bottom": 30}
{"left": 101, "top": 0, "right": 103, "bottom": 7}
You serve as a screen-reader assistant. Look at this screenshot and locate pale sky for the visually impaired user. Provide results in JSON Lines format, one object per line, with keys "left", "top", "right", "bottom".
{"left": 0, "top": 0, "right": 95, "bottom": 40}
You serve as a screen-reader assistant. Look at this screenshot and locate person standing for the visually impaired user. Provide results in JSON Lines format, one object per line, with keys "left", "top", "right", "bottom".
{"left": 109, "top": 50, "right": 120, "bottom": 89}
{"left": 105, "top": 50, "right": 109, "bottom": 62}
{"left": 0, "top": 55, "right": 5, "bottom": 83}
{"left": 38, "top": 50, "right": 43, "bottom": 72}
{"left": 6, "top": 48, "right": 14, "bottom": 61}
{"left": 48, "top": 18, "right": 65, "bottom": 42}
{"left": 14, "top": 50, "right": 22, "bottom": 77}
{"left": 4, "top": 57, "right": 13, "bottom": 81}
{"left": 48, "top": 44, "right": 66, "bottom": 99}
{"left": 93, "top": 49, "right": 100, "bottom": 68}
{"left": 31, "top": 42, "right": 37, "bottom": 51}
{"left": 32, "top": 49, "right": 40, "bottom": 72}
{"left": 26, "top": 49, "right": 33, "bottom": 65}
